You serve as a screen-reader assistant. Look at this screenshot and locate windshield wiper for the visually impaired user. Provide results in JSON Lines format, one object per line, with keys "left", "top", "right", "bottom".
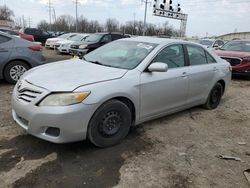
{"left": 88, "top": 60, "right": 112, "bottom": 67}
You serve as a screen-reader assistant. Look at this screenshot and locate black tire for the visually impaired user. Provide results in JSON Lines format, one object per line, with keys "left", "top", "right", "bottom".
{"left": 4, "top": 61, "right": 29, "bottom": 84}
{"left": 88, "top": 100, "right": 132, "bottom": 148}
{"left": 204, "top": 83, "right": 223, "bottom": 110}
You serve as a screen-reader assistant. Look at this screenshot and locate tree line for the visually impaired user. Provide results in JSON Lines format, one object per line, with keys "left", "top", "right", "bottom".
{"left": 38, "top": 15, "right": 180, "bottom": 37}
{"left": 0, "top": 5, "right": 14, "bottom": 21}
{"left": 0, "top": 5, "right": 179, "bottom": 37}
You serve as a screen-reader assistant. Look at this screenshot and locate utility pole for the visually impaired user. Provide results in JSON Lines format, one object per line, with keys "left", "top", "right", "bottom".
{"left": 28, "top": 17, "right": 31, "bottom": 28}
{"left": 52, "top": 7, "right": 56, "bottom": 23}
{"left": 142, "top": 0, "right": 150, "bottom": 36}
{"left": 73, "top": 0, "right": 79, "bottom": 32}
{"left": 22, "top": 15, "right": 25, "bottom": 29}
{"left": 133, "top": 13, "right": 136, "bottom": 35}
{"left": 49, "top": 0, "right": 52, "bottom": 31}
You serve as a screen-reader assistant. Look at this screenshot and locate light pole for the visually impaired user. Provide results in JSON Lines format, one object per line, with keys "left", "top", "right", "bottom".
{"left": 49, "top": 0, "right": 52, "bottom": 31}
{"left": 73, "top": 0, "right": 79, "bottom": 32}
{"left": 142, "top": 0, "right": 150, "bottom": 36}
{"left": 133, "top": 13, "right": 136, "bottom": 35}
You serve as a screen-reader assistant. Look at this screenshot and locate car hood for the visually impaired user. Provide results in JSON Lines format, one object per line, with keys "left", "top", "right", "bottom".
{"left": 57, "top": 40, "right": 73, "bottom": 45}
{"left": 24, "top": 59, "right": 128, "bottom": 92}
{"left": 71, "top": 41, "right": 96, "bottom": 46}
{"left": 47, "top": 38, "right": 64, "bottom": 42}
{"left": 215, "top": 50, "right": 250, "bottom": 58}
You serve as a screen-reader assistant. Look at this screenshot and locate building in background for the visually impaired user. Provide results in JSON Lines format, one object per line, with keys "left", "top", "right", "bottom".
{"left": 216, "top": 32, "right": 250, "bottom": 40}
{"left": 0, "top": 20, "right": 14, "bottom": 29}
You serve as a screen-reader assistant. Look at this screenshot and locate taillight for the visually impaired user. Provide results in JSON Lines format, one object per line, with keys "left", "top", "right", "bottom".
{"left": 29, "top": 45, "right": 42, "bottom": 51}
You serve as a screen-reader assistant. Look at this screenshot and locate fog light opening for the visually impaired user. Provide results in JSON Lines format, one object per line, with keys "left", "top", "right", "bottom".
{"left": 45, "top": 127, "right": 60, "bottom": 137}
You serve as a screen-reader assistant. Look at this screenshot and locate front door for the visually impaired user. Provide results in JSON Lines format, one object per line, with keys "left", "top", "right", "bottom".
{"left": 140, "top": 44, "right": 189, "bottom": 120}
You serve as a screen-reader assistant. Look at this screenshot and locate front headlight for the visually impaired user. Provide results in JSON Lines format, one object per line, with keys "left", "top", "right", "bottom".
{"left": 243, "top": 58, "right": 250, "bottom": 63}
{"left": 39, "top": 92, "right": 90, "bottom": 106}
{"left": 79, "top": 44, "right": 87, "bottom": 49}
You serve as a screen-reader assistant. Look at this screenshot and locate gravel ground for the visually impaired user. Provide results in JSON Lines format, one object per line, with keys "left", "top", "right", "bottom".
{"left": 0, "top": 49, "right": 250, "bottom": 188}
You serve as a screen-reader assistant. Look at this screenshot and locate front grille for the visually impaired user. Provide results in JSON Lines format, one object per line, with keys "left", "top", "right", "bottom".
{"left": 221, "top": 57, "right": 242, "bottom": 66}
{"left": 16, "top": 87, "right": 42, "bottom": 103}
{"left": 71, "top": 45, "right": 79, "bottom": 49}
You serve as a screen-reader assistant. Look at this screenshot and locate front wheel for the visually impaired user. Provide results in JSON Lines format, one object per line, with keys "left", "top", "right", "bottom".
{"left": 4, "top": 61, "right": 29, "bottom": 84}
{"left": 203, "top": 83, "right": 223, "bottom": 110}
{"left": 88, "top": 100, "right": 132, "bottom": 148}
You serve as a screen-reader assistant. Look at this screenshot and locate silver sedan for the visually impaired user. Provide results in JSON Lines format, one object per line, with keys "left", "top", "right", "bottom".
{"left": 12, "top": 37, "right": 231, "bottom": 147}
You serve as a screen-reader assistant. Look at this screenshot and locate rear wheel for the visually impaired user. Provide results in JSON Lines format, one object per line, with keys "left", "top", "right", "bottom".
{"left": 88, "top": 100, "right": 132, "bottom": 148}
{"left": 204, "top": 83, "right": 223, "bottom": 110}
{"left": 4, "top": 61, "right": 29, "bottom": 84}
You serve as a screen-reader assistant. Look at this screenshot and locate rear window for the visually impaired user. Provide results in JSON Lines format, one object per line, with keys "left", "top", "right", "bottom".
{"left": 0, "top": 29, "right": 18, "bottom": 36}
{"left": 0, "top": 35, "right": 11, "bottom": 43}
{"left": 221, "top": 41, "right": 250, "bottom": 52}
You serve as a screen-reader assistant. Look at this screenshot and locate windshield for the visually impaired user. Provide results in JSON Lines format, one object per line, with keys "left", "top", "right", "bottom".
{"left": 84, "top": 40, "right": 157, "bottom": 70}
{"left": 70, "top": 35, "right": 86, "bottom": 41}
{"left": 199, "top": 40, "right": 213, "bottom": 46}
{"left": 85, "top": 34, "right": 103, "bottom": 42}
{"left": 58, "top": 33, "right": 71, "bottom": 39}
{"left": 220, "top": 41, "right": 250, "bottom": 52}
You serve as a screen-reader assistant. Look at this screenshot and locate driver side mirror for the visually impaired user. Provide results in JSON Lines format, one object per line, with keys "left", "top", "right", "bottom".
{"left": 148, "top": 62, "right": 168, "bottom": 72}
{"left": 213, "top": 44, "right": 219, "bottom": 48}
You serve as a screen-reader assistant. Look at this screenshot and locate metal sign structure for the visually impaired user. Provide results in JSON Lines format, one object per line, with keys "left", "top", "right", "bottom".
{"left": 153, "top": 0, "right": 188, "bottom": 38}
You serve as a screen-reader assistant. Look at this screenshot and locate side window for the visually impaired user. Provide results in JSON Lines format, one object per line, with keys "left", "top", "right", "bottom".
{"left": 25, "top": 29, "right": 33, "bottom": 35}
{"left": 206, "top": 52, "right": 217, "bottom": 64}
{"left": 111, "top": 34, "right": 122, "bottom": 41}
{"left": 217, "top": 40, "right": 224, "bottom": 46}
{"left": 101, "top": 35, "right": 111, "bottom": 43}
{"left": 153, "top": 44, "right": 185, "bottom": 69}
{"left": 186, "top": 45, "right": 207, "bottom": 66}
{"left": 35, "top": 30, "right": 42, "bottom": 35}
{"left": 0, "top": 35, "right": 11, "bottom": 44}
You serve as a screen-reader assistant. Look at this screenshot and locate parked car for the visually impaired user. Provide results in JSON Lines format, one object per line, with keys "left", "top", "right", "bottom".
{"left": 56, "top": 34, "right": 89, "bottom": 54}
{"left": 69, "top": 32, "right": 129, "bottom": 57}
{"left": 199, "top": 39, "right": 225, "bottom": 48}
{"left": 12, "top": 37, "right": 231, "bottom": 147}
{"left": 0, "top": 29, "right": 35, "bottom": 42}
{"left": 0, "top": 31, "right": 45, "bottom": 84}
{"left": 45, "top": 33, "right": 77, "bottom": 49}
{"left": 21, "top": 28, "right": 53, "bottom": 45}
{"left": 215, "top": 40, "right": 250, "bottom": 77}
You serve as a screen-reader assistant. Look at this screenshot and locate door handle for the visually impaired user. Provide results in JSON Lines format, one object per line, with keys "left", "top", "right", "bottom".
{"left": 213, "top": 67, "right": 218, "bottom": 72}
{"left": 181, "top": 72, "right": 188, "bottom": 78}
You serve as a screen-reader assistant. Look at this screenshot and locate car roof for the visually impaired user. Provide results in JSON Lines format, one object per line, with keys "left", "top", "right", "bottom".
{"left": 121, "top": 36, "right": 183, "bottom": 45}
{"left": 0, "top": 31, "right": 12, "bottom": 37}
{"left": 232, "top": 39, "right": 250, "bottom": 42}
{"left": 200, "top": 38, "right": 216, "bottom": 41}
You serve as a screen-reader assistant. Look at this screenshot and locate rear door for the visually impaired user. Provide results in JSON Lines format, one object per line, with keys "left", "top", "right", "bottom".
{"left": 140, "top": 44, "right": 189, "bottom": 120}
{"left": 0, "top": 34, "right": 13, "bottom": 65}
{"left": 185, "top": 44, "right": 218, "bottom": 105}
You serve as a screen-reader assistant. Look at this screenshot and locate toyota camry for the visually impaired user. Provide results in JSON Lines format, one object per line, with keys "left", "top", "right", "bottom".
{"left": 12, "top": 37, "right": 231, "bottom": 147}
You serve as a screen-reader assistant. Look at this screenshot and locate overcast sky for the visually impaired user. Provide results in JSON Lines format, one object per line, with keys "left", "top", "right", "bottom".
{"left": 2, "top": 0, "right": 250, "bottom": 37}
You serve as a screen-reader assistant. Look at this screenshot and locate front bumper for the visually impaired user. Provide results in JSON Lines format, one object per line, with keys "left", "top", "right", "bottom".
{"left": 12, "top": 82, "right": 98, "bottom": 143}
{"left": 57, "top": 47, "right": 70, "bottom": 53}
{"left": 232, "top": 70, "right": 250, "bottom": 76}
{"left": 69, "top": 48, "right": 88, "bottom": 56}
